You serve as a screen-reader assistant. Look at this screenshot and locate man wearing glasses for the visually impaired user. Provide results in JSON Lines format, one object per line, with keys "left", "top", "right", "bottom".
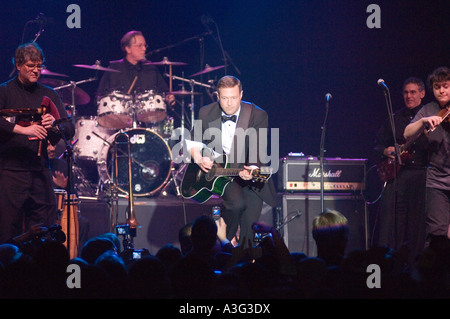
{"left": 97, "top": 30, "right": 174, "bottom": 106}
{"left": 0, "top": 42, "right": 75, "bottom": 243}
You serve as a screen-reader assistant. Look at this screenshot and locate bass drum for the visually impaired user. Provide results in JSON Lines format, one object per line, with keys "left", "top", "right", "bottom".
{"left": 97, "top": 128, "right": 172, "bottom": 197}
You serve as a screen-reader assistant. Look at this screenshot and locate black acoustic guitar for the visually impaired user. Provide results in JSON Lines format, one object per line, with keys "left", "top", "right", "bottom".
{"left": 180, "top": 154, "right": 272, "bottom": 203}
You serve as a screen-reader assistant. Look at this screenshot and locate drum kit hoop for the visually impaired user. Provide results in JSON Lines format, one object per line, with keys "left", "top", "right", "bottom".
{"left": 41, "top": 58, "right": 222, "bottom": 201}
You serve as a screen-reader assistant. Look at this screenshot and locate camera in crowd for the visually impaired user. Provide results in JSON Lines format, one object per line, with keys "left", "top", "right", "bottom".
{"left": 120, "top": 248, "right": 150, "bottom": 261}
{"left": 211, "top": 205, "right": 221, "bottom": 221}
{"left": 33, "top": 224, "right": 66, "bottom": 244}
{"left": 114, "top": 224, "right": 149, "bottom": 263}
{"left": 253, "top": 230, "right": 272, "bottom": 244}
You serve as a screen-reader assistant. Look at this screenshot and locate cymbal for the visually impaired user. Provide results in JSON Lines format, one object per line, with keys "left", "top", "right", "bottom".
{"left": 39, "top": 78, "right": 91, "bottom": 105}
{"left": 73, "top": 63, "right": 120, "bottom": 73}
{"left": 41, "top": 67, "right": 68, "bottom": 77}
{"left": 190, "top": 64, "right": 224, "bottom": 77}
{"left": 167, "top": 88, "right": 201, "bottom": 96}
{"left": 144, "top": 57, "right": 187, "bottom": 66}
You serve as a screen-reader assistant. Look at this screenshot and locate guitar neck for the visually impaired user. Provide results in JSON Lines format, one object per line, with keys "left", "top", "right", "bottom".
{"left": 213, "top": 167, "right": 244, "bottom": 177}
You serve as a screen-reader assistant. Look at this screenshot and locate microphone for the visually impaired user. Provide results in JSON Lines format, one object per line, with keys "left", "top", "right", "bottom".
{"left": 325, "top": 93, "right": 332, "bottom": 102}
{"left": 377, "top": 78, "right": 388, "bottom": 90}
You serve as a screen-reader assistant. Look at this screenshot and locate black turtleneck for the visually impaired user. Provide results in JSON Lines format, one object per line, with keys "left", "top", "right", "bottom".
{"left": 0, "top": 76, "right": 74, "bottom": 171}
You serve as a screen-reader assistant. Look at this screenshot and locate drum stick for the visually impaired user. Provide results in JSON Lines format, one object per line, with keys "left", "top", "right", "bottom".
{"left": 127, "top": 76, "right": 138, "bottom": 95}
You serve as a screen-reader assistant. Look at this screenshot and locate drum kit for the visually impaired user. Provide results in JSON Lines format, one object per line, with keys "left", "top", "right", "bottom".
{"left": 40, "top": 59, "right": 222, "bottom": 202}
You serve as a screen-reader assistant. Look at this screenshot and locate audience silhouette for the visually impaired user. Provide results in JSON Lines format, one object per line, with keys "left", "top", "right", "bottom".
{"left": 1, "top": 210, "right": 449, "bottom": 299}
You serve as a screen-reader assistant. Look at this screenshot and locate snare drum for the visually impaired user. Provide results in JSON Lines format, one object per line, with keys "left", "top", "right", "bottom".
{"left": 135, "top": 90, "right": 167, "bottom": 124}
{"left": 73, "top": 116, "right": 116, "bottom": 161}
{"left": 97, "top": 90, "right": 133, "bottom": 129}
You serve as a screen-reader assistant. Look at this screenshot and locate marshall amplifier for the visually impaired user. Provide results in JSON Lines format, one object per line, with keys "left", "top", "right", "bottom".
{"left": 278, "top": 154, "right": 367, "bottom": 192}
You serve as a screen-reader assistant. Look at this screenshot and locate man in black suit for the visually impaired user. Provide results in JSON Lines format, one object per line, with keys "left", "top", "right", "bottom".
{"left": 187, "top": 75, "right": 277, "bottom": 247}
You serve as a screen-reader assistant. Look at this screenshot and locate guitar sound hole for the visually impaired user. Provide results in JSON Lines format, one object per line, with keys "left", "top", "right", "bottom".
{"left": 205, "top": 166, "right": 216, "bottom": 182}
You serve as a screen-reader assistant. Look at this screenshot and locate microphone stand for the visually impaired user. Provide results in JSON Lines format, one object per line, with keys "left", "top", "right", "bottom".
{"left": 10, "top": 16, "right": 46, "bottom": 78}
{"left": 56, "top": 121, "right": 75, "bottom": 257}
{"left": 53, "top": 77, "right": 97, "bottom": 118}
{"left": 164, "top": 73, "right": 216, "bottom": 131}
{"left": 145, "top": 31, "right": 212, "bottom": 58}
{"left": 319, "top": 95, "right": 331, "bottom": 213}
{"left": 203, "top": 21, "right": 240, "bottom": 75}
{"left": 381, "top": 83, "right": 401, "bottom": 249}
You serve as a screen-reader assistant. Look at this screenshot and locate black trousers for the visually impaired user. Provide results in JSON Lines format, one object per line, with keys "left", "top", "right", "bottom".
{"left": 425, "top": 187, "right": 450, "bottom": 239}
{"left": 221, "top": 180, "right": 263, "bottom": 247}
{"left": 375, "top": 168, "right": 427, "bottom": 264}
{"left": 0, "top": 169, "right": 57, "bottom": 243}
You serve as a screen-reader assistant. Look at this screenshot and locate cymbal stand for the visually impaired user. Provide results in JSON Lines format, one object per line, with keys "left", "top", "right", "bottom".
{"left": 164, "top": 73, "right": 216, "bottom": 130}
{"left": 53, "top": 77, "right": 97, "bottom": 118}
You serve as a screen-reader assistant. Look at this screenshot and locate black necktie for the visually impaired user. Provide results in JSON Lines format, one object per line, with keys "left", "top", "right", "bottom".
{"left": 221, "top": 115, "right": 237, "bottom": 123}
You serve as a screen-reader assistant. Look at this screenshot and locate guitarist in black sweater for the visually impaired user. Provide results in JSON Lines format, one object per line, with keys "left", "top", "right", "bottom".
{"left": 184, "top": 76, "right": 277, "bottom": 248}
{"left": 373, "top": 77, "right": 428, "bottom": 268}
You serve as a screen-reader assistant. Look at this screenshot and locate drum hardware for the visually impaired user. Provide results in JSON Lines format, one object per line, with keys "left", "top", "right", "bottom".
{"left": 144, "top": 57, "right": 188, "bottom": 92}
{"left": 165, "top": 73, "right": 215, "bottom": 135}
{"left": 161, "top": 162, "right": 187, "bottom": 197}
{"left": 40, "top": 78, "right": 93, "bottom": 105}
{"left": 73, "top": 60, "right": 121, "bottom": 73}
{"left": 189, "top": 64, "right": 225, "bottom": 77}
{"left": 144, "top": 30, "right": 211, "bottom": 88}
{"left": 40, "top": 67, "right": 68, "bottom": 77}
{"left": 53, "top": 77, "right": 97, "bottom": 117}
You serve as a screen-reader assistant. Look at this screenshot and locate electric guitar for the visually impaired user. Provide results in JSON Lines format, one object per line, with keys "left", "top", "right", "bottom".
{"left": 378, "top": 106, "right": 450, "bottom": 182}
{"left": 180, "top": 154, "right": 273, "bottom": 203}
{"left": 376, "top": 145, "right": 413, "bottom": 182}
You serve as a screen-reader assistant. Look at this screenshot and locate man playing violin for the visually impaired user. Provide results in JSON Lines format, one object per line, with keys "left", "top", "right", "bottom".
{"left": 404, "top": 66, "right": 450, "bottom": 247}
{"left": 0, "top": 42, "right": 75, "bottom": 243}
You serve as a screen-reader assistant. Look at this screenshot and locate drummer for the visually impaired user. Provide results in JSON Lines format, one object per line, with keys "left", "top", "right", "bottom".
{"left": 97, "top": 30, "right": 175, "bottom": 107}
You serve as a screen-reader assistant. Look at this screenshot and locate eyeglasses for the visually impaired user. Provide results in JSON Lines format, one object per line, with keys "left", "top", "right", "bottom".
{"left": 24, "top": 63, "right": 43, "bottom": 70}
{"left": 131, "top": 44, "right": 148, "bottom": 49}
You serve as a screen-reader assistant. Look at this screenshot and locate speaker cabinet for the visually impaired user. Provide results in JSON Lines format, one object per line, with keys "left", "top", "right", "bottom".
{"left": 278, "top": 193, "right": 367, "bottom": 256}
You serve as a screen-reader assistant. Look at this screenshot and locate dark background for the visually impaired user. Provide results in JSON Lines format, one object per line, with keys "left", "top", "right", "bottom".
{"left": 1, "top": 0, "right": 449, "bottom": 196}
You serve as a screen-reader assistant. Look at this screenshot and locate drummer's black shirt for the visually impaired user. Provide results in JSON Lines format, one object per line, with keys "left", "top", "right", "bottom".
{"left": 96, "top": 58, "right": 169, "bottom": 97}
